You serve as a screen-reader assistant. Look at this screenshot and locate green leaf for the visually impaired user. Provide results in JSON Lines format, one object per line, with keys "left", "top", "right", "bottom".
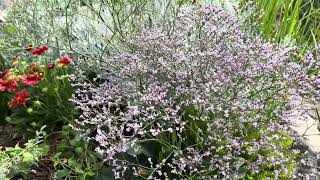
{"left": 67, "top": 158, "right": 78, "bottom": 167}
{"left": 55, "top": 169, "right": 70, "bottom": 179}
{"left": 75, "top": 147, "right": 84, "bottom": 155}
{"left": 140, "top": 141, "right": 161, "bottom": 158}
{"left": 39, "top": 144, "right": 50, "bottom": 156}
{"left": 6, "top": 25, "right": 16, "bottom": 35}
{"left": 69, "top": 138, "right": 81, "bottom": 147}
{"left": 282, "top": 139, "right": 293, "bottom": 148}
{"left": 87, "top": 171, "right": 95, "bottom": 176}
{"left": 94, "top": 166, "right": 114, "bottom": 180}
{"left": 54, "top": 152, "right": 62, "bottom": 159}
{"left": 68, "top": 158, "right": 83, "bottom": 173}
{"left": 22, "top": 152, "right": 34, "bottom": 162}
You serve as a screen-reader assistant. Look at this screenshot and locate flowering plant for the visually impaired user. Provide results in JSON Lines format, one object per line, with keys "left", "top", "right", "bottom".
{"left": 72, "top": 5, "right": 319, "bottom": 179}
{"left": 0, "top": 45, "right": 75, "bottom": 134}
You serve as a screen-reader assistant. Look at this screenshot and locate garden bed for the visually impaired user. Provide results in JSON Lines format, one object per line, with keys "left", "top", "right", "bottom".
{"left": 0, "top": 0, "right": 320, "bottom": 179}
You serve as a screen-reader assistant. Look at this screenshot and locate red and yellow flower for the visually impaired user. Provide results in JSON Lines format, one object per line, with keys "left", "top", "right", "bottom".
{"left": 9, "top": 91, "right": 30, "bottom": 108}
{"left": 22, "top": 72, "right": 43, "bottom": 86}
{"left": 0, "top": 78, "right": 18, "bottom": 92}
{"left": 0, "top": 69, "right": 19, "bottom": 92}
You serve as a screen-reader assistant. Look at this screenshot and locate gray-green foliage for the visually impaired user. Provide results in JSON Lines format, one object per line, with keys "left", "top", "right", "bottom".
{"left": 0, "top": 126, "right": 49, "bottom": 179}
{"left": 3, "top": 0, "right": 252, "bottom": 73}
{"left": 4, "top": 0, "right": 182, "bottom": 72}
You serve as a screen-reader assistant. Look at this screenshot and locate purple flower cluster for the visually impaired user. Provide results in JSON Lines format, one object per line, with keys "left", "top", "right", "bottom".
{"left": 72, "top": 5, "right": 319, "bottom": 179}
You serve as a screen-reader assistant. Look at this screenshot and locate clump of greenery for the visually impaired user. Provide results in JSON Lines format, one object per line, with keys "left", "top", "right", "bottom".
{"left": 52, "top": 125, "right": 104, "bottom": 179}
{"left": 0, "top": 126, "right": 48, "bottom": 179}
{"left": 241, "top": 0, "right": 320, "bottom": 47}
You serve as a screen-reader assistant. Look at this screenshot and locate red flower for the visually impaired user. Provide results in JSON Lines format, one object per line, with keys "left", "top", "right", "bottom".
{"left": 59, "top": 56, "right": 72, "bottom": 65}
{"left": 31, "top": 46, "right": 49, "bottom": 55}
{"left": 47, "top": 63, "right": 55, "bottom": 69}
{"left": 22, "top": 72, "right": 42, "bottom": 86}
{"left": 9, "top": 91, "right": 30, "bottom": 108}
{"left": 0, "top": 78, "right": 19, "bottom": 92}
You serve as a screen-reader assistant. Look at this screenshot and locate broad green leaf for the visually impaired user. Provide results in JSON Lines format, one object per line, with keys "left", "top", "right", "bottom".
{"left": 55, "top": 169, "right": 70, "bottom": 179}
{"left": 22, "top": 152, "right": 34, "bottom": 162}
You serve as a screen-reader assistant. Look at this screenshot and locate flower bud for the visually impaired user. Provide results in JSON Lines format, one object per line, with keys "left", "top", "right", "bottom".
{"left": 42, "top": 87, "right": 48, "bottom": 93}
{"left": 5, "top": 116, "right": 11, "bottom": 122}
{"left": 27, "top": 108, "right": 33, "bottom": 114}
{"left": 55, "top": 58, "right": 60, "bottom": 64}
{"left": 30, "top": 122, "right": 37, "bottom": 127}
{"left": 20, "top": 61, "right": 28, "bottom": 68}
{"left": 33, "top": 100, "right": 42, "bottom": 108}
{"left": 57, "top": 63, "right": 64, "bottom": 68}
{"left": 47, "top": 63, "right": 55, "bottom": 69}
{"left": 75, "top": 147, "right": 84, "bottom": 155}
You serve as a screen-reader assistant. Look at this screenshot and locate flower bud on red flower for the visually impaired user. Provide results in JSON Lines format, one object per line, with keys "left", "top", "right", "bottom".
{"left": 47, "top": 63, "right": 55, "bottom": 69}
{"left": 42, "top": 46, "right": 48, "bottom": 51}
{"left": 59, "top": 56, "right": 72, "bottom": 65}
{"left": 31, "top": 49, "right": 40, "bottom": 55}
{"left": 31, "top": 45, "right": 49, "bottom": 55}
{"left": 27, "top": 63, "right": 40, "bottom": 71}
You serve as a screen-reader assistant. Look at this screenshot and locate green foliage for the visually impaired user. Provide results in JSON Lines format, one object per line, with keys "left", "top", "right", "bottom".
{"left": 2, "top": 52, "right": 75, "bottom": 134}
{"left": 52, "top": 125, "right": 103, "bottom": 180}
{"left": 0, "top": 94, "right": 11, "bottom": 124}
{"left": 241, "top": 0, "right": 320, "bottom": 46}
{"left": 0, "top": 126, "right": 49, "bottom": 179}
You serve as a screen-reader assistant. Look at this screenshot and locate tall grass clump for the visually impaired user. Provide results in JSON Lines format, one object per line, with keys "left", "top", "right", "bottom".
{"left": 72, "top": 5, "right": 320, "bottom": 179}
{"left": 241, "top": 0, "right": 320, "bottom": 46}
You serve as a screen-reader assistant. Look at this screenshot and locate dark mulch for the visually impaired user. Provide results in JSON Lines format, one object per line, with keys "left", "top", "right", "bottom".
{"left": 0, "top": 124, "right": 23, "bottom": 149}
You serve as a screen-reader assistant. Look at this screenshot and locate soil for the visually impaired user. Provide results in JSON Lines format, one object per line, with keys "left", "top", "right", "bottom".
{"left": 0, "top": 124, "right": 23, "bottom": 149}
